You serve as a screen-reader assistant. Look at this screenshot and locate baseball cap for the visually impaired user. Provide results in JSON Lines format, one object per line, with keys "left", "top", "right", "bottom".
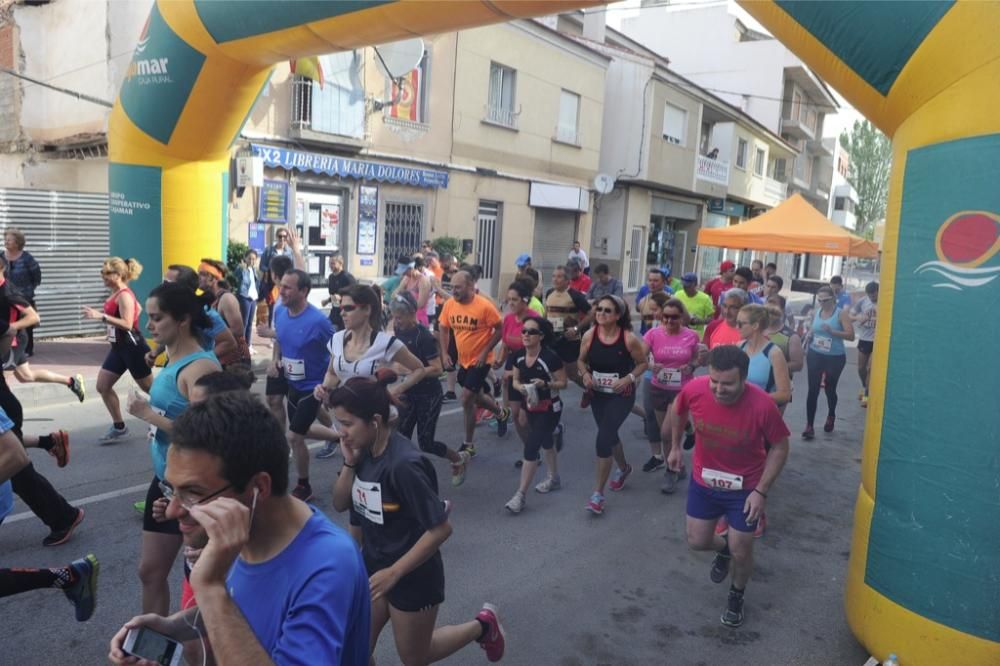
{"left": 515, "top": 253, "right": 532, "bottom": 268}
{"left": 682, "top": 272, "right": 698, "bottom": 283}
{"left": 395, "top": 255, "right": 415, "bottom": 275}
{"left": 720, "top": 260, "right": 736, "bottom": 272}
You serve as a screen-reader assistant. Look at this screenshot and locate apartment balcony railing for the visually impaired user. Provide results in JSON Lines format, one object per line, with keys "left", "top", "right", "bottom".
{"left": 764, "top": 176, "right": 787, "bottom": 201}
{"left": 781, "top": 103, "right": 818, "bottom": 141}
{"left": 483, "top": 103, "right": 519, "bottom": 130}
{"left": 694, "top": 155, "right": 730, "bottom": 187}
{"left": 290, "top": 76, "right": 367, "bottom": 150}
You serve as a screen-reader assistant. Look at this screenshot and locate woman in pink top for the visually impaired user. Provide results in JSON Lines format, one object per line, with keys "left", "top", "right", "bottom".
{"left": 494, "top": 279, "right": 540, "bottom": 459}
{"left": 642, "top": 298, "right": 701, "bottom": 487}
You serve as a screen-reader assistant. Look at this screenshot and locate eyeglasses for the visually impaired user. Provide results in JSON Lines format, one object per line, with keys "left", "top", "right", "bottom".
{"left": 158, "top": 480, "right": 232, "bottom": 511}
{"left": 276, "top": 234, "right": 288, "bottom": 239}
{"left": 521, "top": 327, "right": 543, "bottom": 336}
{"left": 662, "top": 314, "right": 681, "bottom": 321}
{"left": 594, "top": 306, "right": 616, "bottom": 314}
{"left": 817, "top": 297, "right": 833, "bottom": 304}
{"left": 340, "top": 304, "right": 358, "bottom": 313}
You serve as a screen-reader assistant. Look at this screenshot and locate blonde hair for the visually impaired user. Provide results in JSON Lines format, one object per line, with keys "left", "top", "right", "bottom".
{"left": 739, "top": 303, "right": 769, "bottom": 332}
{"left": 765, "top": 304, "right": 784, "bottom": 328}
{"left": 4, "top": 227, "right": 25, "bottom": 250}
{"left": 103, "top": 256, "right": 143, "bottom": 282}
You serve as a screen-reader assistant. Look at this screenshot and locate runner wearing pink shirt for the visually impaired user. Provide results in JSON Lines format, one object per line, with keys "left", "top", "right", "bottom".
{"left": 667, "top": 345, "right": 790, "bottom": 629}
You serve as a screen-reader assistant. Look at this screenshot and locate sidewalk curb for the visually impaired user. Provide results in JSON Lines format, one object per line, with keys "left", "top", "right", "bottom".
{"left": 12, "top": 356, "right": 273, "bottom": 410}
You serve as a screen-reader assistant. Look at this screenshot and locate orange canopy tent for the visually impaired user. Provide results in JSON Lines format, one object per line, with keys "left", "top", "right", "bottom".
{"left": 697, "top": 193, "right": 879, "bottom": 258}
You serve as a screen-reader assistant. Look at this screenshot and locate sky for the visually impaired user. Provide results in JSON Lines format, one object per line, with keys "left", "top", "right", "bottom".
{"left": 602, "top": 0, "right": 864, "bottom": 138}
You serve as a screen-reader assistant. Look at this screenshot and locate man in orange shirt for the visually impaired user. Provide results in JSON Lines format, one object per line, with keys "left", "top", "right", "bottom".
{"left": 439, "top": 271, "right": 510, "bottom": 460}
{"left": 705, "top": 288, "right": 747, "bottom": 348}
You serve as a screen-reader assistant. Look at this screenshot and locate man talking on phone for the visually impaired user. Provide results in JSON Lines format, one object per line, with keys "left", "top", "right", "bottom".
{"left": 109, "top": 392, "right": 370, "bottom": 665}
{"left": 665, "top": 345, "right": 790, "bottom": 630}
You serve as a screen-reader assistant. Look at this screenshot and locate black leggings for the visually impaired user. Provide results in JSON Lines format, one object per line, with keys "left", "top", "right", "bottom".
{"left": 523, "top": 407, "right": 561, "bottom": 462}
{"left": 0, "top": 566, "right": 69, "bottom": 598}
{"left": 806, "top": 350, "right": 847, "bottom": 427}
{"left": 397, "top": 389, "right": 448, "bottom": 459}
{"left": 590, "top": 391, "right": 635, "bottom": 458}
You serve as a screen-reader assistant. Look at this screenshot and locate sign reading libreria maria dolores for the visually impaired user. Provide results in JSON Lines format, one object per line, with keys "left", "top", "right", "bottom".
{"left": 251, "top": 144, "right": 448, "bottom": 189}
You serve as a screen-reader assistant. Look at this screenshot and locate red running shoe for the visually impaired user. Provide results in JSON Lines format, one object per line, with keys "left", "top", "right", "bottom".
{"left": 476, "top": 603, "right": 506, "bottom": 662}
{"left": 48, "top": 430, "right": 70, "bottom": 468}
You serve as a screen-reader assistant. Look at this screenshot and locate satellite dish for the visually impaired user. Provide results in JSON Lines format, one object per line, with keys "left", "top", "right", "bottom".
{"left": 593, "top": 173, "right": 615, "bottom": 194}
{"left": 373, "top": 38, "right": 425, "bottom": 79}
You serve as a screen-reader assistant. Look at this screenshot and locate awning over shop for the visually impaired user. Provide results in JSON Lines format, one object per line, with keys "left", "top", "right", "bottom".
{"left": 250, "top": 143, "right": 449, "bottom": 188}
{"left": 697, "top": 193, "right": 879, "bottom": 258}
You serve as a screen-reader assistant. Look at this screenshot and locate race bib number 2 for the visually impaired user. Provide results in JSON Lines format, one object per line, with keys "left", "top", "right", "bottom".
{"left": 702, "top": 468, "right": 743, "bottom": 491}
{"left": 283, "top": 357, "right": 305, "bottom": 381}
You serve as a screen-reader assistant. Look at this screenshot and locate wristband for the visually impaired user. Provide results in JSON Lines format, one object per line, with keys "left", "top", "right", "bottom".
{"left": 342, "top": 463, "right": 355, "bottom": 469}
{"left": 753, "top": 488, "right": 767, "bottom": 498}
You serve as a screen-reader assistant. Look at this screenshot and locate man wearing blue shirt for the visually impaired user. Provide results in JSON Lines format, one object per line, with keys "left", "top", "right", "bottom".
{"left": 271, "top": 269, "right": 334, "bottom": 502}
{"left": 830, "top": 275, "right": 852, "bottom": 309}
{"left": 108, "top": 392, "right": 370, "bottom": 665}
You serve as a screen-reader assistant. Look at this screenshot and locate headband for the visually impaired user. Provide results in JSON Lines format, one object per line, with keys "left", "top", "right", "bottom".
{"left": 198, "top": 262, "right": 224, "bottom": 280}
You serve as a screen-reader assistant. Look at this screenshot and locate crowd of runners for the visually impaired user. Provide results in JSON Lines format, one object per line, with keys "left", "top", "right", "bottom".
{"left": 0, "top": 224, "right": 879, "bottom": 662}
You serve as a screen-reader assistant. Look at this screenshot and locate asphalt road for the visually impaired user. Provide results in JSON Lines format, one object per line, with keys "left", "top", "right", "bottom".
{"left": 1, "top": 362, "right": 872, "bottom": 665}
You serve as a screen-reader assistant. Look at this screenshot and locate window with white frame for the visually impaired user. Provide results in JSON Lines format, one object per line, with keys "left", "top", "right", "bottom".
{"left": 736, "top": 138, "right": 748, "bottom": 168}
{"left": 753, "top": 147, "right": 765, "bottom": 176}
{"left": 487, "top": 62, "right": 517, "bottom": 128}
{"left": 556, "top": 90, "right": 580, "bottom": 144}
{"left": 662, "top": 103, "right": 687, "bottom": 146}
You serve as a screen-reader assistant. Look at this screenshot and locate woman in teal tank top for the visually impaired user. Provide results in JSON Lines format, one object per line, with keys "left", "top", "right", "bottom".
{"left": 803, "top": 286, "right": 855, "bottom": 440}
{"left": 126, "top": 282, "right": 220, "bottom": 615}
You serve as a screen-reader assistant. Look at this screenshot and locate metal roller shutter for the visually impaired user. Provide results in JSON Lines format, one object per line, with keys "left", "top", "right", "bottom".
{"left": 531, "top": 209, "right": 577, "bottom": 286}
{"left": 0, "top": 188, "right": 109, "bottom": 338}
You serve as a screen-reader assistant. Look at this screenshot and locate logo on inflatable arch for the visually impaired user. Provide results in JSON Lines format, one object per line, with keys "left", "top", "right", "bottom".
{"left": 914, "top": 210, "right": 1000, "bottom": 290}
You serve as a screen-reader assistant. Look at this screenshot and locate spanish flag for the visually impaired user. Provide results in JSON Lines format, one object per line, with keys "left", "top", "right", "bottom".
{"left": 390, "top": 67, "right": 421, "bottom": 122}
{"left": 290, "top": 56, "right": 324, "bottom": 88}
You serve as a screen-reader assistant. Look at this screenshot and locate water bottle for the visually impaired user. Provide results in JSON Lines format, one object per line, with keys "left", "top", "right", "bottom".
{"left": 883, "top": 654, "right": 899, "bottom": 666}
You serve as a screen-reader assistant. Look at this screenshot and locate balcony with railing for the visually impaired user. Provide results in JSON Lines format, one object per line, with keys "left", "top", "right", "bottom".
{"left": 763, "top": 176, "right": 787, "bottom": 204}
{"left": 483, "top": 103, "right": 519, "bottom": 130}
{"left": 290, "top": 76, "right": 368, "bottom": 151}
{"left": 694, "top": 154, "right": 730, "bottom": 187}
{"left": 781, "top": 101, "right": 818, "bottom": 141}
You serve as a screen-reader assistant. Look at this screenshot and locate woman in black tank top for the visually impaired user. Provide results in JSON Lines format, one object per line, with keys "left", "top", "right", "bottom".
{"left": 578, "top": 296, "right": 649, "bottom": 516}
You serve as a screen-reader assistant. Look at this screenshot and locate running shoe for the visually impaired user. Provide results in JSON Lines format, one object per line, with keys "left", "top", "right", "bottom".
{"left": 861, "top": 394, "right": 868, "bottom": 408}
{"left": 715, "top": 516, "right": 729, "bottom": 536}
{"left": 495, "top": 406, "right": 511, "bottom": 437}
{"left": 69, "top": 374, "right": 86, "bottom": 403}
{"left": 504, "top": 491, "right": 525, "bottom": 514}
{"left": 753, "top": 512, "right": 767, "bottom": 539}
{"left": 720, "top": 589, "right": 745, "bottom": 628}
{"left": 710, "top": 540, "right": 731, "bottom": 584}
{"left": 291, "top": 482, "right": 313, "bottom": 503}
{"left": 641, "top": 455, "right": 664, "bottom": 473}
{"left": 48, "top": 430, "right": 70, "bottom": 468}
{"left": 458, "top": 443, "right": 477, "bottom": 458}
{"left": 98, "top": 425, "right": 129, "bottom": 444}
{"left": 64, "top": 554, "right": 99, "bottom": 622}
{"left": 535, "top": 475, "right": 561, "bottom": 494}
{"left": 580, "top": 390, "right": 592, "bottom": 409}
{"left": 801, "top": 426, "right": 815, "bottom": 441}
{"left": 608, "top": 463, "right": 633, "bottom": 492}
{"left": 585, "top": 492, "right": 605, "bottom": 515}
{"left": 476, "top": 603, "right": 506, "bottom": 662}
{"left": 43, "top": 508, "right": 85, "bottom": 547}
{"left": 661, "top": 465, "right": 687, "bottom": 495}
{"left": 824, "top": 415, "right": 836, "bottom": 433}
{"left": 451, "top": 451, "right": 471, "bottom": 487}
{"left": 315, "top": 441, "right": 339, "bottom": 459}
{"left": 443, "top": 390, "right": 457, "bottom": 403}
{"left": 132, "top": 501, "right": 145, "bottom": 515}
{"left": 554, "top": 423, "right": 564, "bottom": 452}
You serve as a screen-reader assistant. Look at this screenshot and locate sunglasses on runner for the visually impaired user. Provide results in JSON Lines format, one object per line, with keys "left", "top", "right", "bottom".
{"left": 594, "top": 306, "right": 616, "bottom": 314}
{"left": 158, "top": 481, "right": 232, "bottom": 511}
{"left": 662, "top": 314, "right": 681, "bottom": 321}
{"left": 340, "top": 304, "right": 358, "bottom": 313}
{"left": 521, "top": 327, "right": 543, "bottom": 335}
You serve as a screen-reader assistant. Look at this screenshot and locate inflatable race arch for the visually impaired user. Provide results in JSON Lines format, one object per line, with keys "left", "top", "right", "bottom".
{"left": 110, "top": 2, "right": 998, "bottom": 664}
{"left": 737, "top": 2, "right": 1000, "bottom": 664}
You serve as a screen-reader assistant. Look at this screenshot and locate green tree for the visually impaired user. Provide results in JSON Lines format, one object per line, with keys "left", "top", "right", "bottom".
{"left": 226, "top": 239, "right": 250, "bottom": 291}
{"left": 431, "top": 236, "right": 467, "bottom": 262}
{"left": 839, "top": 120, "right": 892, "bottom": 240}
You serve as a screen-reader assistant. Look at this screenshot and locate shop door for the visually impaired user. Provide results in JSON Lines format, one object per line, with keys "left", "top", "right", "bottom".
{"left": 475, "top": 201, "right": 501, "bottom": 297}
{"left": 382, "top": 202, "right": 423, "bottom": 276}
{"left": 531, "top": 209, "right": 576, "bottom": 291}
{"left": 626, "top": 226, "right": 645, "bottom": 291}
{"left": 295, "top": 190, "right": 344, "bottom": 283}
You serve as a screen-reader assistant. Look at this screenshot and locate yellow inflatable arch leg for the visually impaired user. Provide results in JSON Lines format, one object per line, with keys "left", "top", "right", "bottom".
{"left": 108, "top": 0, "right": 602, "bottom": 308}
{"left": 737, "top": 2, "right": 1000, "bottom": 664}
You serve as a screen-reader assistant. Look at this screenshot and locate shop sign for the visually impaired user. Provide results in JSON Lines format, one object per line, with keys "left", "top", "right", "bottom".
{"left": 251, "top": 144, "right": 448, "bottom": 189}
